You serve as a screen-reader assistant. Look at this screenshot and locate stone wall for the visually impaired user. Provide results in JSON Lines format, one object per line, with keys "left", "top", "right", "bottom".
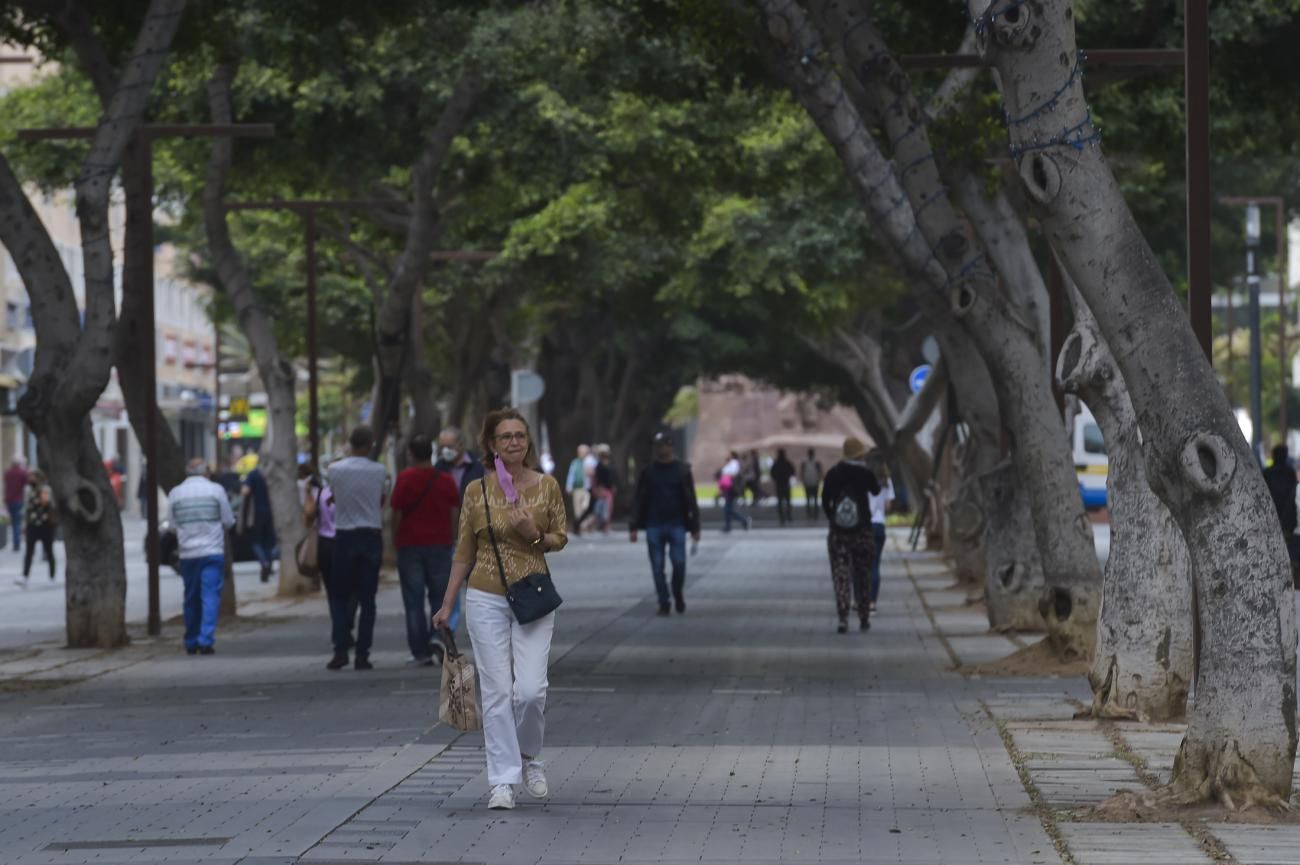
{"left": 688, "top": 375, "right": 871, "bottom": 478}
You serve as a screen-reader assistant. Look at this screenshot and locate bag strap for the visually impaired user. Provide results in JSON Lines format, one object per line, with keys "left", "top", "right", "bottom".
{"left": 400, "top": 469, "right": 440, "bottom": 515}
{"left": 481, "top": 478, "right": 513, "bottom": 596}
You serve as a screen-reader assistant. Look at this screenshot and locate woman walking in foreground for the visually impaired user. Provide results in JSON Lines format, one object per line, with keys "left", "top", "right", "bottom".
{"left": 433, "top": 408, "right": 568, "bottom": 810}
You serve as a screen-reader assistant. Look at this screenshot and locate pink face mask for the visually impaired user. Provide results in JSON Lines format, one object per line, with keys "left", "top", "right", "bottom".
{"left": 494, "top": 454, "right": 518, "bottom": 505}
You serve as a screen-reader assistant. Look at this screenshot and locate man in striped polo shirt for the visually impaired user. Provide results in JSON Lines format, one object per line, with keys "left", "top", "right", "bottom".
{"left": 326, "top": 426, "right": 389, "bottom": 670}
{"left": 167, "top": 459, "right": 236, "bottom": 655}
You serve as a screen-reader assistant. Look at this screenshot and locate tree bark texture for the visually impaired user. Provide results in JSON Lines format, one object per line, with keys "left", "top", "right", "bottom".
{"left": 979, "top": 460, "right": 1047, "bottom": 631}
{"left": 203, "top": 63, "right": 309, "bottom": 596}
{"left": 975, "top": 0, "right": 1296, "bottom": 802}
{"left": 0, "top": 0, "right": 186, "bottom": 647}
{"left": 371, "top": 73, "right": 484, "bottom": 455}
{"left": 119, "top": 138, "right": 186, "bottom": 492}
{"left": 1058, "top": 296, "right": 1192, "bottom": 721}
{"left": 785, "top": 0, "right": 1100, "bottom": 659}
{"left": 55, "top": 12, "right": 189, "bottom": 494}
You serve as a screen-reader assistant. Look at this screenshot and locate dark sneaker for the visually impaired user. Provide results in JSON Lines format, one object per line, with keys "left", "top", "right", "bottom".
{"left": 186, "top": 646, "right": 198, "bottom": 656}
{"left": 674, "top": 598, "right": 686, "bottom": 614}
{"left": 860, "top": 619, "right": 870, "bottom": 632}
{"left": 259, "top": 563, "right": 271, "bottom": 583}
{"left": 198, "top": 646, "right": 215, "bottom": 655}
{"left": 837, "top": 620, "right": 848, "bottom": 634}
{"left": 354, "top": 657, "right": 374, "bottom": 671}
{"left": 326, "top": 653, "right": 349, "bottom": 671}
{"left": 657, "top": 605, "right": 671, "bottom": 616}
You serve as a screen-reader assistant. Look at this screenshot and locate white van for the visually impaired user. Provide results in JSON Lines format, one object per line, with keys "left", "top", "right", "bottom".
{"left": 1072, "top": 402, "right": 1108, "bottom": 510}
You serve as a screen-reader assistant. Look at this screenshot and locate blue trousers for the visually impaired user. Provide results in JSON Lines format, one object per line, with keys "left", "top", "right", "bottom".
{"left": 871, "top": 522, "right": 886, "bottom": 603}
{"left": 722, "top": 492, "right": 747, "bottom": 532}
{"left": 397, "top": 545, "right": 456, "bottom": 660}
{"left": 180, "top": 555, "right": 224, "bottom": 650}
{"left": 333, "top": 529, "right": 382, "bottom": 659}
{"left": 7, "top": 502, "right": 21, "bottom": 550}
{"left": 646, "top": 524, "right": 687, "bottom": 608}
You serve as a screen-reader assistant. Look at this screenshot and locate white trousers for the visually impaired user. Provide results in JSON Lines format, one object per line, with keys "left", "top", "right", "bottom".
{"left": 465, "top": 588, "right": 555, "bottom": 786}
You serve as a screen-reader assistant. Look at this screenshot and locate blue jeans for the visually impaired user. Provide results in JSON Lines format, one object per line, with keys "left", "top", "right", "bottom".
{"left": 251, "top": 541, "right": 278, "bottom": 569}
{"left": 646, "top": 524, "right": 687, "bottom": 608}
{"left": 723, "top": 492, "right": 747, "bottom": 532}
{"left": 179, "top": 555, "right": 224, "bottom": 649}
{"left": 871, "top": 522, "right": 886, "bottom": 603}
{"left": 397, "top": 545, "right": 455, "bottom": 660}
{"left": 333, "top": 529, "right": 382, "bottom": 659}
{"left": 6, "top": 502, "right": 21, "bottom": 550}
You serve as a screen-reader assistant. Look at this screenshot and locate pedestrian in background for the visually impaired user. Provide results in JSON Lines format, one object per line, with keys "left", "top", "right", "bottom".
{"left": 392, "top": 433, "right": 462, "bottom": 666}
{"left": 575, "top": 444, "right": 617, "bottom": 534}
{"left": 631, "top": 431, "right": 701, "bottom": 615}
{"left": 770, "top": 448, "right": 795, "bottom": 525}
{"left": 17, "top": 470, "right": 56, "bottom": 587}
{"left": 433, "top": 408, "right": 568, "bottom": 811}
{"left": 304, "top": 466, "right": 353, "bottom": 661}
{"left": 744, "top": 450, "right": 762, "bottom": 506}
{"left": 566, "top": 444, "right": 592, "bottom": 531}
{"left": 800, "top": 448, "right": 823, "bottom": 521}
{"left": 241, "top": 461, "right": 277, "bottom": 583}
{"left": 821, "top": 437, "right": 880, "bottom": 633}
{"left": 720, "top": 451, "right": 750, "bottom": 532}
{"left": 167, "top": 459, "right": 235, "bottom": 654}
{"left": 326, "top": 426, "right": 388, "bottom": 671}
{"left": 435, "top": 426, "right": 486, "bottom": 500}
{"left": 4, "top": 457, "right": 27, "bottom": 552}
{"left": 866, "top": 450, "right": 895, "bottom": 613}
{"left": 1263, "top": 444, "right": 1299, "bottom": 566}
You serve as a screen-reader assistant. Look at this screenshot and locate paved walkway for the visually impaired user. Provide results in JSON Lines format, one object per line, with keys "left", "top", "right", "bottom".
{"left": 0, "top": 529, "right": 1072, "bottom": 864}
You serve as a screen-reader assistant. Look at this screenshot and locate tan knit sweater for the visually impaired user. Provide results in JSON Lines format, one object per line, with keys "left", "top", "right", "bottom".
{"left": 454, "top": 472, "right": 568, "bottom": 595}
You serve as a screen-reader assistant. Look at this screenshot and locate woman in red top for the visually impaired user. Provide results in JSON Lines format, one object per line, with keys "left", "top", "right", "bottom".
{"left": 390, "top": 433, "right": 462, "bottom": 665}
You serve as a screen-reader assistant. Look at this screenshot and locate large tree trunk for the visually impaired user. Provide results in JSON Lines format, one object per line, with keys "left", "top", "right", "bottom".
{"left": 119, "top": 137, "right": 186, "bottom": 491}
{"left": 976, "top": 0, "right": 1296, "bottom": 803}
{"left": 782, "top": 0, "right": 1099, "bottom": 660}
{"left": 60, "top": 23, "right": 189, "bottom": 494}
{"left": 979, "top": 461, "right": 1047, "bottom": 631}
{"left": 1058, "top": 296, "right": 1192, "bottom": 721}
{"left": 371, "top": 73, "right": 483, "bottom": 455}
{"left": 0, "top": 0, "right": 186, "bottom": 647}
{"left": 405, "top": 290, "right": 439, "bottom": 437}
{"left": 203, "top": 63, "right": 309, "bottom": 596}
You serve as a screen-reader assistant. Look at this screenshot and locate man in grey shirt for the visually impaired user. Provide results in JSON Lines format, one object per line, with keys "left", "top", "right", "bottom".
{"left": 326, "top": 426, "right": 388, "bottom": 670}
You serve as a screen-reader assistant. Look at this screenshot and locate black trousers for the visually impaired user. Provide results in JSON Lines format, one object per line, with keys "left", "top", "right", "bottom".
{"left": 23, "top": 524, "right": 54, "bottom": 578}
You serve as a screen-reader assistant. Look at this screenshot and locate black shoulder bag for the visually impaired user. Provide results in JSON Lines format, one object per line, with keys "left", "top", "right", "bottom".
{"left": 481, "top": 478, "right": 563, "bottom": 624}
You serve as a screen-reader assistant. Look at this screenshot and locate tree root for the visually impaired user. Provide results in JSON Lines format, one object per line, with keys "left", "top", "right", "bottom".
{"left": 1165, "top": 738, "right": 1295, "bottom": 813}
{"left": 962, "top": 637, "right": 1090, "bottom": 678}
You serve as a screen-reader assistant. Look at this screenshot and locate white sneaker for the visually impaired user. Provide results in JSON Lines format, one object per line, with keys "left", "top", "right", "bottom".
{"left": 523, "top": 759, "right": 548, "bottom": 799}
{"left": 488, "top": 784, "right": 515, "bottom": 810}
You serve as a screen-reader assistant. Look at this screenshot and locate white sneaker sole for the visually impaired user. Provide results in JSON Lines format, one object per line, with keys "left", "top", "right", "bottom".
{"left": 524, "top": 783, "right": 548, "bottom": 799}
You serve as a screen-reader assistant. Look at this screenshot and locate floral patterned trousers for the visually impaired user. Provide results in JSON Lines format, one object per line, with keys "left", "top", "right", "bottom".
{"left": 828, "top": 528, "right": 876, "bottom": 624}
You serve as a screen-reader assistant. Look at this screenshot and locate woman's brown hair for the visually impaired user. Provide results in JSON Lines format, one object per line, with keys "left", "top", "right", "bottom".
{"left": 479, "top": 407, "right": 539, "bottom": 469}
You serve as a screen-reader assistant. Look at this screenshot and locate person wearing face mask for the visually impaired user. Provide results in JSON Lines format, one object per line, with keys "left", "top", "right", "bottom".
{"left": 435, "top": 426, "right": 487, "bottom": 500}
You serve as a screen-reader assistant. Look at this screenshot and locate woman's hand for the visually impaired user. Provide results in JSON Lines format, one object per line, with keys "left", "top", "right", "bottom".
{"left": 432, "top": 605, "right": 453, "bottom": 632}
{"left": 509, "top": 502, "right": 542, "bottom": 543}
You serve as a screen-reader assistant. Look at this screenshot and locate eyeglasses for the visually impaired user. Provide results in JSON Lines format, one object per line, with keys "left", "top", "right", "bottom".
{"left": 495, "top": 432, "right": 528, "bottom": 443}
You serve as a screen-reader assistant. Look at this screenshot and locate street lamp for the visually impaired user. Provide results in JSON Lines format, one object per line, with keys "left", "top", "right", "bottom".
{"left": 1246, "top": 202, "right": 1263, "bottom": 462}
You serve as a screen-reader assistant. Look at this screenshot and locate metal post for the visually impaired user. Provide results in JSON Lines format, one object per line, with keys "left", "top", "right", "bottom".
{"left": 1226, "top": 286, "right": 1234, "bottom": 377}
{"left": 1277, "top": 202, "right": 1288, "bottom": 440}
{"left": 214, "top": 321, "right": 222, "bottom": 465}
{"left": 1247, "top": 202, "right": 1263, "bottom": 460}
{"left": 137, "top": 136, "right": 161, "bottom": 638}
{"left": 305, "top": 210, "right": 320, "bottom": 471}
{"left": 1185, "top": 0, "right": 1212, "bottom": 360}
